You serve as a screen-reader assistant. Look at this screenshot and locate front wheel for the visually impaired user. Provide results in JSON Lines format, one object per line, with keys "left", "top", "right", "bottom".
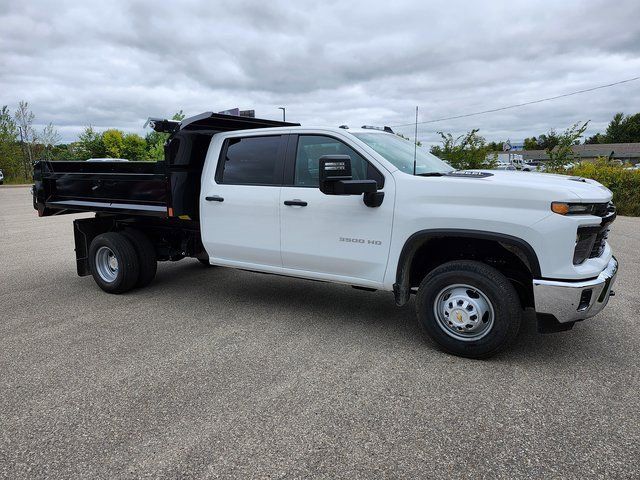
{"left": 416, "top": 261, "right": 521, "bottom": 359}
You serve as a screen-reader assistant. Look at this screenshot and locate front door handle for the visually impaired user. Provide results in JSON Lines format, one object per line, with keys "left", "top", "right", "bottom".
{"left": 284, "top": 199, "right": 307, "bottom": 207}
{"left": 205, "top": 195, "right": 224, "bottom": 202}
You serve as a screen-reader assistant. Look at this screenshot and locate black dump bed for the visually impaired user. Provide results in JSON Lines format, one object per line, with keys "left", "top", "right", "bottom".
{"left": 33, "top": 112, "right": 298, "bottom": 220}
{"left": 33, "top": 160, "right": 168, "bottom": 217}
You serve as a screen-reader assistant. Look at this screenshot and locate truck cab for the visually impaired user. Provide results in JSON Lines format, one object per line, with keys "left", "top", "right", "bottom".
{"left": 32, "top": 113, "right": 618, "bottom": 358}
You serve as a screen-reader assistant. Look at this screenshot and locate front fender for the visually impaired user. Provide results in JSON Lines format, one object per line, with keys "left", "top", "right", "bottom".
{"left": 391, "top": 229, "right": 541, "bottom": 306}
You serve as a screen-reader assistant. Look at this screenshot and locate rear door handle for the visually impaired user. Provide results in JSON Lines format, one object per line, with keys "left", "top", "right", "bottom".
{"left": 205, "top": 195, "right": 224, "bottom": 202}
{"left": 284, "top": 199, "right": 307, "bottom": 207}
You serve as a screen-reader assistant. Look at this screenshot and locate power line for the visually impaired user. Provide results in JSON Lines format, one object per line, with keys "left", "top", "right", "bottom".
{"left": 391, "top": 76, "right": 640, "bottom": 128}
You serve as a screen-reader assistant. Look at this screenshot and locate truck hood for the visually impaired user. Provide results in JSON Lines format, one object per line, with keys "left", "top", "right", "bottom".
{"left": 455, "top": 170, "right": 613, "bottom": 202}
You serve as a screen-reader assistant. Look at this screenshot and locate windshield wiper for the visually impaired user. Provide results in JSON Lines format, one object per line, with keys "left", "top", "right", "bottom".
{"left": 416, "top": 172, "right": 448, "bottom": 177}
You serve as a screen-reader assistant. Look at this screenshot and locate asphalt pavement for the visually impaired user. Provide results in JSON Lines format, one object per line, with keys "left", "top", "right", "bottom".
{"left": 0, "top": 186, "right": 638, "bottom": 479}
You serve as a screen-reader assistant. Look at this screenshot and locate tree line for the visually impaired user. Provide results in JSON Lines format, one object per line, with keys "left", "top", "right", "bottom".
{"left": 430, "top": 121, "right": 590, "bottom": 170}
{"left": 484, "top": 111, "right": 640, "bottom": 151}
{"left": 1, "top": 100, "right": 638, "bottom": 183}
{"left": 429, "top": 111, "right": 640, "bottom": 171}
{"left": 0, "top": 101, "right": 184, "bottom": 183}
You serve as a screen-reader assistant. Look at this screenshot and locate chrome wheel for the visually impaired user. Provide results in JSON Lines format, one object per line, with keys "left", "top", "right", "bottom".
{"left": 433, "top": 284, "right": 495, "bottom": 341}
{"left": 95, "top": 246, "right": 119, "bottom": 283}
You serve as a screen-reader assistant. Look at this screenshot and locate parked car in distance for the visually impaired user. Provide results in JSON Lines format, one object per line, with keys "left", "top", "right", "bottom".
{"left": 512, "top": 158, "right": 536, "bottom": 171}
{"left": 490, "top": 153, "right": 534, "bottom": 171}
{"left": 493, "top": 160, "right": 517, "bottom": 170}
{"left": 526, "top": 160, "right": 546, "bottom": 172}
{"left": 0, "top": 169, "right": 4, "bottom": 185}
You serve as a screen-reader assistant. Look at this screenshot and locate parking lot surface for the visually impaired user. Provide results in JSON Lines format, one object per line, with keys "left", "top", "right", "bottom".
{"left": 0, "top": 186, "right": 639, "bottom": 479}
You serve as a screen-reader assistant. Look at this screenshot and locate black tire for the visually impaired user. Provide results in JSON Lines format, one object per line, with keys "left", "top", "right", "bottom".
{"left": 415, "top": 260, "right": 521, "bottom": 359}
{"left": 121, "top": 229, "right": 157, "bottom": 288}
{"left": 89, "top": 232, "right": 140, "bottom": 294}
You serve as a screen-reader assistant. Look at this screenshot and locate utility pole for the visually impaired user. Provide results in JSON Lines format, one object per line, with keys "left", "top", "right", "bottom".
{"left": 278, "top": 107, "right": 286, "bottom": 122}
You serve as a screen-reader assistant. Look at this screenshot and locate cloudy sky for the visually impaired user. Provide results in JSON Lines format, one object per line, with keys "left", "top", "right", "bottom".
{"left": 1, "top": 0, "right": 639, "bottom": 145}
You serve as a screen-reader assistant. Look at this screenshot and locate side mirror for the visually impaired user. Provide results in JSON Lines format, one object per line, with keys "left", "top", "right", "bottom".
{"left": 319, "top": 155, "right": 378, "bottom": 196}
{"left": 319, "top": 155, "right": 352, "bottom": 194}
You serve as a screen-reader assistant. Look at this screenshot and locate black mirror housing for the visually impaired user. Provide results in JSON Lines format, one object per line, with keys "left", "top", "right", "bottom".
{"left": 319, "top": 155, "right": 352, "bottom": 194}
{"left": 332, "top": 179, "right": 377, "bottom": 195}
{"left": 318, "top": 154, "right": 382, "bottom": 206}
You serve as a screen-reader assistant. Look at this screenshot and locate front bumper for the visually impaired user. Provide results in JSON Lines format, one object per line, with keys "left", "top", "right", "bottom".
{"left": 532, "top": 256, "right": 618, "bottom": 323}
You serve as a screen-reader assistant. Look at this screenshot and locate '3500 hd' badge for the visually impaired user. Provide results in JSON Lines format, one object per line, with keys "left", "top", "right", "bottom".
{"left": 339, "top": 237, "right": 382, "bottom": 246}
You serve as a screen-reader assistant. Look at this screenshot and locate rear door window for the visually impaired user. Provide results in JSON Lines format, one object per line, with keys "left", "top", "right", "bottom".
{"left": 218, "top": 136, "right": 283, "bottom": 185}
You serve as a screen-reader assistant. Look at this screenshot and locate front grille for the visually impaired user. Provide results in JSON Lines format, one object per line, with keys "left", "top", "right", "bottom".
{"left": 574, "top": 227, "right": 598, "bottom": 264}
{"left": 590, "top": 228, "right": 609, "bottom": 258}
{"left": 573, "top": 202, "right": 616, "bottom": 264}
{"left": 592, "top": 202, "right": 616, "bottom": 217}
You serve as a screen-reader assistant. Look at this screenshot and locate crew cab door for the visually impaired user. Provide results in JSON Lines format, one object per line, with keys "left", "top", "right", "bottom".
{"left": 200, "top": 134, "right": 286, "bottom": 270}
{"left": 279, "top": 134, "right": 395, "bottom": 286}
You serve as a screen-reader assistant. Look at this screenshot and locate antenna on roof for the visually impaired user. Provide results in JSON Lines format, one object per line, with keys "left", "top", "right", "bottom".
{"left": 413, "top": 106, "right": 419, "bottom": 176}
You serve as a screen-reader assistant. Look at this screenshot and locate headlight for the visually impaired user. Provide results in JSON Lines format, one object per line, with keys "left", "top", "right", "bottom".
{"left": 551, "top": 202, "right": 597, "bottom": 215}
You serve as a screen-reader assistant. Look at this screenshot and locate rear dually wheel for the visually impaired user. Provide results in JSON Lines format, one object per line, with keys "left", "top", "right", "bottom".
{"left": 89, "top": 232, "right": 140, "bottom": 294}
{"left": 121, "top": 228, "right": 157, "bottom": 288}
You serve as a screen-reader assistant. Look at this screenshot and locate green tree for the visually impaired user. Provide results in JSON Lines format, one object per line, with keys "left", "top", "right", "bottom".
{"left": 40, "top": 123, "right": 61, "bottom": 161}
{"left": 604, "top": 112, "right": 640, "bottom": 143}
{"left": 546, "top": 121, "right": 589, "bottom": 171}
{"left": 430, "top": 129, "right": 495, "bottom": 169}
{"left": 584, "top": 132, "right": 605, "bottom": 144}
{"left": 145, "top": 130, "right": 167, "bottom": 161}
{"left": 77, "top": 126, "right": 105, "bottom": 159}
{"left": 49, "top": 144, "right": 74, "bottom": 161}
{"left": 0, "top": 105, "right": 22, "bottom": 181}
{"left": 14, "top": 101, "right": 37, "bottom": 180}
{"left": 523, "top": 137, "right": 538, "bottom": 150}
{"left": 604, "top": 112, "right": 626, "bottom": 143}
{"left": 102, "top": 129, "right": 124, "bottom": 158}
{"left": 536, "top": 129, "right": 560, "bottom": 150}
{"left": 122, "top": 133, "right": 147, "bottom": 161}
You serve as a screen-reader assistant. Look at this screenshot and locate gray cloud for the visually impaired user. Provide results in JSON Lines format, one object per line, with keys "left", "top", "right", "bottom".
{"left": 1, "top": 0, "right": 639, "bottom": 145}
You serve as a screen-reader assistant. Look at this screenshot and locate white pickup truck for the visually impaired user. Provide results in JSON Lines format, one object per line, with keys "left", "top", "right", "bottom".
{"left": 32, "top": 112, "right": 618, "bottom": 358}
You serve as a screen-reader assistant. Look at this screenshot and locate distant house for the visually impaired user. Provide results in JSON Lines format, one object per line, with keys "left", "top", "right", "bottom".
{"left": 488, "top": 143, "right": 640, "bottom": 165}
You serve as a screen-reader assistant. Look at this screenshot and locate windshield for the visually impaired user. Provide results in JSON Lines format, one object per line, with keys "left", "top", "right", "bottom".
{"left": 352, "top": 132, "right": 454, "bottom": 175}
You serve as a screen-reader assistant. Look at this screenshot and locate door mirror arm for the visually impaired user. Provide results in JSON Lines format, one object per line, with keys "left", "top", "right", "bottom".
{"left": 364, "top": 191, "right": 385, "bottom": 208}
{"left": 332, "top": 179, "right": 377, "bottom": 195}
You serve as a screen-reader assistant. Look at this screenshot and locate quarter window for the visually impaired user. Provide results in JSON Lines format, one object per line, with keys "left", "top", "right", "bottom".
{"left": 219, "top": 136, "right": 282, "bottom": 185}
{"left": 294, "top": 135, "right": 384, "bottom": 188}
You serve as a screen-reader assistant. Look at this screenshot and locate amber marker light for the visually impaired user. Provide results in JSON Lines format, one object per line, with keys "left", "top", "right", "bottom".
{"left": 551, "top": 202, "right": 570, "bottom": 215}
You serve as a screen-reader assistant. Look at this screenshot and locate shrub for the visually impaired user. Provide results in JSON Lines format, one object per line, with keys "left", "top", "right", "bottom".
{"left": 430, "top": 129, "right": 496, "bottom": 170}
{"left": 569, "top": 158, "right": 640, "bottom": 216}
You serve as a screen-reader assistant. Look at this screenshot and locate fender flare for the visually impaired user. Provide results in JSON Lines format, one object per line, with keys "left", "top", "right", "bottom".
{"left": 393, "top": 229, "right": 541, "bottom": 306}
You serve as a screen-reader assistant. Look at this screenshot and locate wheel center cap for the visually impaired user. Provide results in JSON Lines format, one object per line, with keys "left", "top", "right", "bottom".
{"left": 108, "top": 256, "right": 118, "bottom": 270}
{"left": 452, "top": 309, "right": 467, "bottom": 325}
